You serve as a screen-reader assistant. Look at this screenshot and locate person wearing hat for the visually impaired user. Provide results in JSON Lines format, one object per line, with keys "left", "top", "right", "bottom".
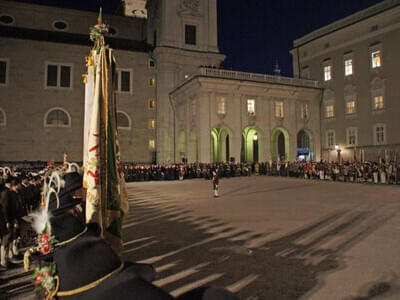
{"left": 0, "top": 176, "right": 13, "bottom": 268}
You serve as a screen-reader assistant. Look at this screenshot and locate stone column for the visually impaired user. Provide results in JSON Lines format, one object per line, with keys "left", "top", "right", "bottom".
{"left": 198, "top": 92, "right": 211, "bottom": 162}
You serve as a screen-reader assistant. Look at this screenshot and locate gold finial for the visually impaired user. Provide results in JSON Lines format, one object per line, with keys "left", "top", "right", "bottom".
{"left": 98, "top": 7, "right": 103, "bottom": 25}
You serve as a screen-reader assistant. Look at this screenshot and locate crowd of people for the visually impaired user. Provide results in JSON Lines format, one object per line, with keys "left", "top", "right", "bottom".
{"left": 0, "top": 167, "right": 42, "bottom": 269}
{"left": 122, "top": 160, "right": 400, "bottom": 185}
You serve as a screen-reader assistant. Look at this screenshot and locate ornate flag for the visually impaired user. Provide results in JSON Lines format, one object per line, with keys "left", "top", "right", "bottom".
{"left": 83, "top": 10, "right": 128, "bottom": 254}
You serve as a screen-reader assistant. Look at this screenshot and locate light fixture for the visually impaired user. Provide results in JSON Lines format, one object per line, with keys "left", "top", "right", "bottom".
{"left": 184, "top": 74, "right": 189, "bottom": 79}
{"left": 253, "top": 134, "right": 258, "bottom": 141}
{"left": 334, "top": 144, "right": 339, "bottom": 150}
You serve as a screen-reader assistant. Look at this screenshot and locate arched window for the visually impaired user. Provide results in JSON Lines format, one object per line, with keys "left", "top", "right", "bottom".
{"left": 117, "top": 111, "right": 131, "bottom": 130}
{"left": 0, "top": 108, "right": 6, "bottom": 126}
{"left": 44, "top": 108, "right": 71, "bottom": 127}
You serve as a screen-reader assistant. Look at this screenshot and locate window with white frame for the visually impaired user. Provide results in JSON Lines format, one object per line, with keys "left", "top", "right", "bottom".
{"left": 247, "top": 99, "right": 255, "bottom": 115}
{"left": 0, "top": 59, "right": 8, "bottom": 85}
{"left": 371, "top": 50, "right": 382, "bottom": 69}
{"left": 373, "top": 95, "right": 384, "bottom": 110}
{"left": 326, "top": 130, "right": 335, "bottom": 147}
{"left": 344, "top": 58, "right": 353, "bottom": 76}
{"left": 0, "top": 108, "right": 6, "bottom": 126}
{"left": 46, "top": 63, "right": 72, "bottom": 88}
{"left": 374, "top": 124, "right": 385, "bottom": 145}
{"left": 117, "top": 111, "right": 131, "bottom": 129}
{"left": 346, "top": 127, "right": 357, "bottom": 146}
{"left": 301, "top": 103, "right": 309, "bottom": 120}
{"left": 346, "top": 100, "right": 356, "bottom": 114}
{"left": 323, "top": 64, "right": 332, "bottom": 81}
{"left": 275, "top": 101, "right": 284, "bottom": 118}
{"left": 116, "top": 69, "right": 132, "bottom": 93}
{"left": 44, "top": 108, "right": 70, "bottom": 127}
{"left": 217, "top": 97, "right": 226, "bottom": 114}
{"left": 325, "top": 103, "right": 334, "bottom": 118}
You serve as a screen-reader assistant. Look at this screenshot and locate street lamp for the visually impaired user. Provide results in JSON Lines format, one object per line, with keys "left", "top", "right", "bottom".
{"left": 335, "top": 144, "right": 341, "bottom": 164}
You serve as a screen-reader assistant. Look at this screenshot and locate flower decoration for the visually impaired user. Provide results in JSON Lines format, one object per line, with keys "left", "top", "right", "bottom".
{"left": 89, "top": 22, "right": 109, "bottom": 43}
{"left": 37, "top": 225, "right": 58, "bottom": 255}
{"left": 33, "top": 264, "right": 57, "bottom": 294}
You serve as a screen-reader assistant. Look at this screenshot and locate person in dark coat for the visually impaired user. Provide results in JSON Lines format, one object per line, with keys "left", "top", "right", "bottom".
{"left": 0, "top": 177, "right": 12, "bottom": 268}
{"left": 212, "top": 169, "right": 219, "bottom": 198}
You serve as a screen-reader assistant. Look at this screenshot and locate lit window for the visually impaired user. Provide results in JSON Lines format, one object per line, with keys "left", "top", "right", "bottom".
{"left": 325, "top": 104, "right": 334, "bottom": 118}
{"left": 117, "top": 111, "right": 131, "bottom": 129}
{"left": 247, "top": 99, "right": 255, "bottom": 115}
{"left": 301, "top": 103, "right": 309, "bottom": 120}
{"left": 347, "top": 127, "right": 357, "bottom": 145}
{"left": 45, "top": 108, "right": 70, "bottom": 127}
{"left": 324, "top": 65, "right": 332, "bottom": 81}
{"left": 149, "top": 99, "right": 155, "bottom": 109}
{"left": 326, "top": 130, "right": 335, "bottom": 147}
{"left": 149, "top": 139, "right": 155, "bottom": 149}
{"left": 275, "top": 101, "right": 284, "bottom": 118}
{"left": 346, "top": 100, "right": 356, "bottom": 114}
{"left": 185, "top": 24, "right": 196, "bottom": 46}
{"left": 0, "top": 59, "right": 7, "bottom": 85}
{"left": 371, "top": 50, "right": 382, "bottom": 68}
{"left": 345, "top": 59, "right": 353, "bottom": 76}
{"left": 217, "top": 97, "right": 226, "bottom": 114}
{"left": 374, "top": 124, "right": 385, "bottom": 144}
{"left": 116, "top": 69, "right": 132, "bottom": 92}
{"left": 149, "top": 119, "right": 155, "bottom": 129}
{"left": 46, "top": 63, "right": 72, "bottom": 88}
{"left": 374, "top": 96, "right": 384, "bottom": 110}
{"left": 149, "top": 77, "right": 156, "bottom": 86}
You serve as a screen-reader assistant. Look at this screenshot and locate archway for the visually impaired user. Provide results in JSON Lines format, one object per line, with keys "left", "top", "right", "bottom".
{"left": 242, "top": 127, "right": 260, "bottom": 163}
{"left": 177, "top": 131, "right": 186, "bottom": 162}
{"left": 297, "top": 129, "right": 314, "bottom": 161}
{"left": 271, "top": 127, "right": 290, "bottom": 161}
{"left": 210, "top": 126, "right": 233, "bottom": 162}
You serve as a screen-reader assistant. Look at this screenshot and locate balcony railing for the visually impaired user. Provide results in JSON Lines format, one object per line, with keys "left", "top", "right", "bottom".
{"left": 190, "top": 67, "right": 321, "bottom": 89}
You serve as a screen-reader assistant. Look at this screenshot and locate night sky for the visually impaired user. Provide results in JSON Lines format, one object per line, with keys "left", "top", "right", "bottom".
{"left": 12, "top": 0, "right": 384, "bottom": 76}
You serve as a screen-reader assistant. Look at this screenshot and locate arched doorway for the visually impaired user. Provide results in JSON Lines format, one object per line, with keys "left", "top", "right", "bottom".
{"left": 271, "top": 127, "right": 290, "bottom": 161}
{"left": 297, "top": 129, "right": 314, "bottom": 161}
{"left": 210, "top": 126, "right": 232, "bottom": 163}
{"left": 241, "top": 127, "right": 260, "bottom": 163}
{"left": 177, "top": 131, "right": 186, "bottom": 162}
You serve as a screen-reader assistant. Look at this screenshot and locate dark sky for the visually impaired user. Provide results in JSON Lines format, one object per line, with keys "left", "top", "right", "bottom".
{"left": 12, "top": 0, "right": 384, "bottom": 76}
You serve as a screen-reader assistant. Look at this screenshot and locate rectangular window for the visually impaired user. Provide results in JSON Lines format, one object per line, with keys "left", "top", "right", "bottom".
{"left": 344, "top": 59, "right": 353, "bottom": 76}
{"left": 148, "top": 59, "right": 155, "bottom": 68}
{"left": 375, "top": 126, "right": 385, "bottom": 144}
{"left": 217, "top": 97, "right": 226, "bottom": 114}
{"left": 46, "top": 63, "right": 72, "bottom": 88}
{"left": 325, "top": 104, "right": 334, "bottom": 118}
{"left": 275, "top": 101, "right": 284, "bottom": 118}
{"left": 327, "top": 131, "right": 335, "bottom": 147}
{"left": 347, "top": 128, "right": 357, "bottom": 145}
{"left": 149, "top": 99, "right": 155, "bottom": 109}
{"left": 346, "top": 101, "right": 356, "bottom": 114}
{"left": 374, "top": 96, "right": 384, "bottom": 110}
{"left": 247, "top": 99, "right": 255, "bottom": 115}
{"left": 149, "top": 139, "right": 155, "bottom": 149}
{"left": 371, "top": 50, "right": 382, "bottom": 68}
{"left": 0, "top": 60, "right": 8, "bottom": 85}
{"left": 301, "top": 103, "right": 309, "bottom": 120}
{"left": 149, "top": 77, "right": 156, "bottom": 86}
{"left": 324, "top": 65, "right": 332, "bottom": 81}
{"left": 149, "top": 119, "right": 155, "bottom": 129}
{"left": 116, "top": 69, "right": 132, "bottom": 93}
{"left": 185, "top": 24, "right": 196, "bottom": 45}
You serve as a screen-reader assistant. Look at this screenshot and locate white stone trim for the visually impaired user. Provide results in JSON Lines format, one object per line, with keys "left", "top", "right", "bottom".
{"left": 44, "top": 107, "right": 71, "bottom": 128}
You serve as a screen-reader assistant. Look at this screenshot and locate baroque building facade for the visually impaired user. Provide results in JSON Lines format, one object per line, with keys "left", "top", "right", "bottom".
{"left": 0, "top": 0, "right": 398, "bottom": 164}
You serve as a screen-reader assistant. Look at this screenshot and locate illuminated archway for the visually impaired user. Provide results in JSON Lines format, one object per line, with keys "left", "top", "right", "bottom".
{"left": 297, "top": 129, "right": 314, "bottom": 161}
{"left": 271, "top": 127, "right": 290, "bottom": 161}
{"left": 210, "top": 125, "right": 233, "bottom": 162}
{"left": 241, "top": 126, "right": 261, "bottom": 163}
